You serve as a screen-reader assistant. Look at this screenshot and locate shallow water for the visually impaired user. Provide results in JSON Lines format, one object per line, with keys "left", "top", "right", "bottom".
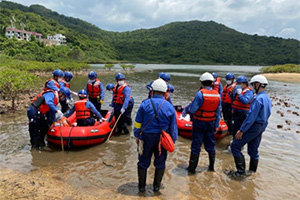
{"left": 0, "top": 64, "right": 299, "bottom": 199}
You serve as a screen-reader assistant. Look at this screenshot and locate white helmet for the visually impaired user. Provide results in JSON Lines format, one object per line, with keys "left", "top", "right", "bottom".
{"left": 151, "top": 78, "right": 167, "bottom": 92}
{"left": 250, "top": 75, "right": 268, "bottom": 85}
{"left": 200, "top": 72, "right": 214, "bottom": 82}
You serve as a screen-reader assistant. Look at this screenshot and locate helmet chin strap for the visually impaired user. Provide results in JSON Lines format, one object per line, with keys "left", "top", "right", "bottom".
{"left": 255, "top": 83, "right": 262, "bottom": 94}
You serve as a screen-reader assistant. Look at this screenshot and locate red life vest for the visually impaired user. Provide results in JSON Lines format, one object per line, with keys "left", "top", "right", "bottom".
{"left": 87, "top": 79, "right": 101, "bottom": 98}
{"left": 44, "top": 78, "right": 60, "bottom": 91}
{"left": 232, "top": 87, "right": 252, "bottom": 111}
{"left": 74, "top": 99, "right": 91, "bottom": 119}
{"left": 221, "top": 83, "right": 235, "bottom": 104}
{"left": 194, "top": 89, "right": 220, "bottom": 121}
{"left": 113, "top": 83, "right": 130, "bottom": 104}
{"left": 213, "top": 77, "right": 221, "bottom": 93}
{"left": 32, "top": 90, "right": 59, "bottom": 114}
{"left": 61, "top": 80, "right": 70, "bottom": 88}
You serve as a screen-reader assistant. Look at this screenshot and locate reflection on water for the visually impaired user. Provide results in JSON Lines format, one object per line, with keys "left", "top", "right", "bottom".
{"left": 0, "top": 65, "right": 299, "bottom": 199}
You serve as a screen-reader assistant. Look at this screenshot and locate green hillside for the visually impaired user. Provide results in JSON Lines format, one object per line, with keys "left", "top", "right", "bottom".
{"left": 113, "top": 21, "right": 300, "bottom": 65}
{"left": 0, "top": 1, "right": 118, "bottom": 63}
{"left": 0, "top": 0, "right": 299, "bottom": 65}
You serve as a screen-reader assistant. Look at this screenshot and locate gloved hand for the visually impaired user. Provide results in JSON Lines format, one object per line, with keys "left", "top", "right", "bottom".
{"left": 236, "top": 88, "right": 242, "bottom": 94}
{"left": 100, "top": 100, "right": 103, "bottom": 105}
{"left": 55, "top": 110, "right": 64, "bottom": 120}
{"left": 121, "top": 108, "right": 125, "bottom": 114}
{"left": 109, "top": 107, "right": 114, "bottom": 113}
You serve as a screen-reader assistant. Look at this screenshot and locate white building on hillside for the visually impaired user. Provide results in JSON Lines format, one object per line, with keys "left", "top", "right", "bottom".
{"left": 5, "top": 27, "right": 42, "bottom": 41}
{"left": 47, "top": 34, "right": 67, "bottom": 45}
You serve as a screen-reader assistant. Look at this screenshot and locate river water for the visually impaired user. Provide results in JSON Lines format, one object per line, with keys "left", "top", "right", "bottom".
{"left": 0, "top": 64, "right": 299, "bottom": 199}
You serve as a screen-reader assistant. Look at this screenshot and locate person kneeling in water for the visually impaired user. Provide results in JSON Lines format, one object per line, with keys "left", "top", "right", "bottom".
{"left": 64, "top": 89, "right": 105, "bottom": 126}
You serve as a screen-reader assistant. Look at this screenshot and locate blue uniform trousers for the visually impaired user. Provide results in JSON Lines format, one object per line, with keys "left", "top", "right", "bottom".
{"left": 231, "top": 122, "right": 264, "bottom": 160}
{"left": 114, "top": 103, "right": 129, "bottom": 134}
{"left": 191, "top": 120, "right": 216, "bottom": 156}
{"left": 89, "top": 97, "right": 101, "bottom": 113}
{"left": 27, "top": 104, "right": 51, "bottom": 147}
{"left": 138, "top": 133, "right": 168, "bottom": 170}
{"left": 59, "top": 100, "right": 69, "bottom": 113}
{"left": 125, "top": 97, "right": 134, "bottom": 125}
{"left": 222, "top": 102, "right": 233, "bottom": 134}
{"left": 232, "top": 110, "right": 247, "bottom": 138}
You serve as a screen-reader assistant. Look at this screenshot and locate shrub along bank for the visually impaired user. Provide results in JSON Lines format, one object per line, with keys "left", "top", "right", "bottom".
{"left": 260, "top": 64, "right": 300, "bottom": 73}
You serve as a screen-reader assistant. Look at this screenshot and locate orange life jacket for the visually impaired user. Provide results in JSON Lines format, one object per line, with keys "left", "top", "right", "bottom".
{"left": 87, "top": 79, "right": 101, "bottom": 98}
{"left": 31, "top": 90, "right": 59, "bottom": 114}
{"left": 194, "top": 89, "right": 220, "bottom": 121}
{"left": 232, "top": 87, "right": 252, "bottom": 111}
{"left": 74, "top": 99, "right": 91, "bottom": 119}
{"left": 213, "top": 77, "right": 221, "bottom": 93}
{"left": 61, "top": 80, "right": 70, "bottom": 88}
{"left": 44, "top": 78, "right": 60, "bottom": 91}
{"left": 113, "top": 83, "right": 131, "bottom": 104}
{"left": 221, "top": 84, "right": 235, "bottom": 104}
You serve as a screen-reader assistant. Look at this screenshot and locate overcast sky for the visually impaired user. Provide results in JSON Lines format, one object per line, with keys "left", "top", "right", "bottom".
{"left": 6, "top": 0, "right": 300, "bottom": 40}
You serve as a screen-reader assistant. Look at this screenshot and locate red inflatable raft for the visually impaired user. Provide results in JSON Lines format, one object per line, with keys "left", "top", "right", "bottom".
{"left": 174, "top": 105, "right": 228, "bottom": 140}
{"left": 47, "top": 110, "right": 115, "bottom": 147}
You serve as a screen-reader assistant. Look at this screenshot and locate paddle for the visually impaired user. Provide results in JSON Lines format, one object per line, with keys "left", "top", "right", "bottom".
{"left": 107, "top": 113, "right": 122, "bottom": 142}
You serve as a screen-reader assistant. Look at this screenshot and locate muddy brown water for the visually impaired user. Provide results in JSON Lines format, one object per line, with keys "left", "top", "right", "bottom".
{"left": 0, "top": 65, "right": 299, "bottom": 199}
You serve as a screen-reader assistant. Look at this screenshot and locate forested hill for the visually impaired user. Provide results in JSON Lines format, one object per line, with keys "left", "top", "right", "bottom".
{"left": 113, "top": 21, "right": 300, "bottom": 65}
{"left": 0, "top": 1, "right": 299, "bottom": 65}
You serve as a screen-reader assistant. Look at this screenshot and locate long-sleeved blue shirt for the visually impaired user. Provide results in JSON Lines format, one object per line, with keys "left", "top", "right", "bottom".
{"left": 43, "top": 92, "right": 59, "bottom": 123}
{"left": 134, "top": 95, "right": 178, "bottom": 142}
{"left": 231, "top": 87, "right": 254, "bottom": 112}
{"left": 64, "top": 100, "right": 103, "bottom": 119}
{"left": 111, "top": 85, "right": 131, "bottom": 109}
{"left": 85, "top": 80, "right": 105, "bottom": 101}
{"left": 240, "top": 91, "right": 271, "bottom": 133}
{"left": 59, "top": 82, "right": 72, "bottom": 99}
{"left": 45, "top": 80, "right": 59, "bottom": 91}
{"left": 189, "top": 87, "right": 221, "bottom": 128}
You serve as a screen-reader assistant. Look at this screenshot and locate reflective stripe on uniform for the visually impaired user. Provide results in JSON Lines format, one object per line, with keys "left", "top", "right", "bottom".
{"left": 134, "top": 121, "right": 142, "bottom": 129}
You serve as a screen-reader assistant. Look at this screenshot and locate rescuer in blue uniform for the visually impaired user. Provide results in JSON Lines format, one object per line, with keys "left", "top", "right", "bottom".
{"left": 134, "top": 78, "right": 178, "bottom": 193}
{"left": 59, "top": 71, "right": 76, "bottom": 113}
{"left": 221, "top": 73, "right": 235, "bottom": 134}
{"left": 110, "top": 73, "right": 132, "bottom": 134}
{"left": 212, "top": 72, "right": 223, "bottom": 95}
{"left": 64, "top": 89, "right": 104, "bottom": 126}
{"left": 27, "top": 88, "right": 68, "bottom": 148}
{"left": 228, "top": 75, "right": 271, "bottom": 177}
{"left": 147, "top": 72, "right": 173, "bottom": 104}
{"left": 187, "top": 72, "right": 221, "bottom": 174}
{"left": 44, "top": 69, "right": 64, "bottom": 91}
{"left": 86, "top": 71, "right": 105, "bottom": 113}
{"left": 230, "top": 75, "right": 254, "bottom": 138}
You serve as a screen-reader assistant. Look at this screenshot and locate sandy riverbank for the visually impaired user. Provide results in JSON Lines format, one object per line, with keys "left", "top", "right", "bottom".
{"left": 262, "top": 73, "right": 300, "bottom": 83}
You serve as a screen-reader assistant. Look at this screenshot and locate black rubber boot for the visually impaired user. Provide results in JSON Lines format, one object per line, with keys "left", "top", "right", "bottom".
{"left": 153, "top": 168, "right": 164, "bottom": 192}
{"left": 123, "top": 126, "right": 130, "bottom": 135}
{"left": 229, "top": 156, "right": 246, "bottom": 177}
{"left": 208, "top": 153, "right": 215, "bottom": 171}
{"left": 249, "top": 158, "right": 259, "bottom": 172}
{"left": 138, "top": 168, "right": 147, "bottom": 193}
{"left": 187, "top": 154, "right": 199, "bottom": 174}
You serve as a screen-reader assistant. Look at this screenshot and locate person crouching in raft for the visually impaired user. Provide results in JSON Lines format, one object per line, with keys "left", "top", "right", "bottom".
{"left": 227, "top": 75, "right": 271, "bottom": 177}
{"left": 187, "top": 72, "right": 221, "bottom": 174}
{"left": 134, "top": 78, "right": 178, "bottom": 193}
{"left": 64, "top": 89, "right": 105, "bottom": 126}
